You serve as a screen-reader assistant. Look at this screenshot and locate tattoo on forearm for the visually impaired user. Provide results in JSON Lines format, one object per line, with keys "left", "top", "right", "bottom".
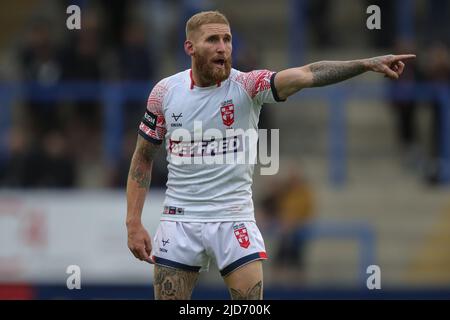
{"left": 129, "top": 137, "right": 160, "bottom": 188}
{"left": 130, "top": 163, "right": 151, "bottom": 188}
{"left": 154, "top": 265, "right": 199, "bottom": 300}
{"left": 309, "top": 61, "right": 367, "bottom": 87}
{"left": 229, "top": 281, "right": 262, "bottom": 300}
{"left": 138, "top": 138, "right": 160, "bottom": 163}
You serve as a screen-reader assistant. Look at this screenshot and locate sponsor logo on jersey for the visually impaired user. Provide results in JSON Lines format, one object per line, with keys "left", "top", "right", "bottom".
{"left": 220, "top": 100, "right": 235, "bottom": 127}
{"left": 172, "top": 113, "right": 182, "bottom": 121}
{"left": 233, "top": 223, "right": 250, "bottom": 249}
{"left": 169, "top": 135, "right": 243, "bottom": 157}
{"left": 163, "top": 206, "right": 185, "bottom": 215}
{"left": 171, "top": 113, "right": 183, "bottom": 127}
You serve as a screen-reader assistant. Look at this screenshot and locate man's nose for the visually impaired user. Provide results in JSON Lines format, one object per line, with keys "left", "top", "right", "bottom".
{"left": 216, "top": 40, "right": 226, "bottom": 53}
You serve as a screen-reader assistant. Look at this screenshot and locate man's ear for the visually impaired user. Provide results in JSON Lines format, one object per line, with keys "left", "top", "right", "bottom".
{"left": 184, "top": 40, "right": 194, "bottom": 56}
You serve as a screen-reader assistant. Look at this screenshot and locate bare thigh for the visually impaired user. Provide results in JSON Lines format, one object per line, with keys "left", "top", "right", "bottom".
{"left": 153, "top": 265, "right": 199, "bottom": 300}
{"left": 223, "top": 260, "right": 263, "bottom": 300}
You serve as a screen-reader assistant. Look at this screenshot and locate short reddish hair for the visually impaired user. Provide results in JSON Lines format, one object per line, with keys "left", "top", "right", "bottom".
{"left": 185, "top": 11, "right": 230, "bottom": 40}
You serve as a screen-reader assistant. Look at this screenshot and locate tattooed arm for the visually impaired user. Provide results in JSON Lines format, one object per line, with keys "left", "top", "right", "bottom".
{"left": 275, "top": 54, "right": 416, "bottom": 100}
{"left": 126, "top": 135, "right": 161, "bottom": 263}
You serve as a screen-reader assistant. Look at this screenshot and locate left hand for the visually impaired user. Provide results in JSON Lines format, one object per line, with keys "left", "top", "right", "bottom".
{"left": 367, "top": 54, "right": 416, "bottom": 80}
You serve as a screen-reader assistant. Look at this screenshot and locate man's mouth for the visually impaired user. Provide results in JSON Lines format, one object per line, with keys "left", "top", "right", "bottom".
{"left": 212, "top": 58, "right": 226, "bottom": 67}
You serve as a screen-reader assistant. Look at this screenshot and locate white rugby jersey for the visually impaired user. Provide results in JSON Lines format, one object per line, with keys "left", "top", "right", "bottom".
{"left": 138, "top": 68, "right": 284, "bottom": 222}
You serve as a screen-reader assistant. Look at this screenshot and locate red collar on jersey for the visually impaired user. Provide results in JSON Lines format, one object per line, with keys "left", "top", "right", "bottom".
{"left": 189, "top": 69, "right": 221, "bottom": 89}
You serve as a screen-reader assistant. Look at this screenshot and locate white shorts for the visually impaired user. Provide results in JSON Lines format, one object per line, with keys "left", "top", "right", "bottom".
{"left": 151, "top": 221, "right": 268, "bottom": 277}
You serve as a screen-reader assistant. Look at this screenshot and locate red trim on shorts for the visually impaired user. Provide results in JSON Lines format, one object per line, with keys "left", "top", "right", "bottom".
{"left": 220, "top": 251, "right": 268, "bottom": 277}
{"left": 259, "top": 252, "right": 268, "bottom": 259}
{"left": 153, "top": 256, "right": 201, "bottom": 272}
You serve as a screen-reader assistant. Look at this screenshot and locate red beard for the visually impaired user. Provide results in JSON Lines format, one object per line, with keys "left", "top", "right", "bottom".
{"left": 195, "top": 51, "right": 232, "bottom": 85}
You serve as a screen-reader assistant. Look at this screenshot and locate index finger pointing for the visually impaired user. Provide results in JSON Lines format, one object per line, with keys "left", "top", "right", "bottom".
{"left": 393, "top": 54, "right": 416, "bottom": 61}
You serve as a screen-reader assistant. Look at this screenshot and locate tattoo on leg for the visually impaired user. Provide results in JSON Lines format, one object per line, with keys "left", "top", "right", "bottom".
{"left": 229, "top": 281, "right": 263, "bottom": 300}
{"left": 154, "top": 265, "right": 199, "bottom": 300}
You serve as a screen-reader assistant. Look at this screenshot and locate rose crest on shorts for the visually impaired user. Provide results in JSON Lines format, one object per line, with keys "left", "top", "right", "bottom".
{"left": 220, "top": 100, "right": 235, "bottom": 127}
{"left": 233, "top": 223, "right": 250, "bottom": 248}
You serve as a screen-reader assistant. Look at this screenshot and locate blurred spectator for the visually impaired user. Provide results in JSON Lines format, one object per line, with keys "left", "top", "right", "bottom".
{"left": 38, "top": 130, "right": 76, "bottom": 188}
{"left": 119, "top": 22, "right": 155, "bottom": 81}
{"left": 260, "top": 169, "right": 315, "bottom": 282}
{"left": 60, "top": 10, "right": 103, "bottom": 81}
{"left": 119, "top": 21, "right": 157, "bottom": 132}
{"left": 19, "top": 19, "right": 61, "bottom": 135}
{"left": 98, "top": 0, "right": 128, "bottom": 49}
{"left": 424, "top": 43, "right": 450, "bottom": 185}
{"left": 59, "top": 10, "right": 104, "bottom": 174}
{"left": 365, "top": 0, "right": 396, "bottom": 49}
{"left": 0, "top": 127, "right": 39, "bottom": 187}
{"left": 306, "top": 0, "right": 334, "bottom": 48}
{"left": 425, "top": 0, "right": 450, "bottom": 45}
{"left": 20, "top": 19, "right": 61, "bottom": 85}
{"left": 106, "top": 20, "right": 160, "bottom": 189}
{"left": 0, "top": 129, "right": 74, "bottom": 188}
{"left": 389, "top": 40, "right": 423, "bottom": 169}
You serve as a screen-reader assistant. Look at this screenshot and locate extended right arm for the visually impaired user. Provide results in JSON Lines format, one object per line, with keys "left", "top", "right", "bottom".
{"left": 274, "top": 54, "right": 416, "bottom": 100}
{"left": 126, "top": 135, "right": 161, "bottom": 262}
